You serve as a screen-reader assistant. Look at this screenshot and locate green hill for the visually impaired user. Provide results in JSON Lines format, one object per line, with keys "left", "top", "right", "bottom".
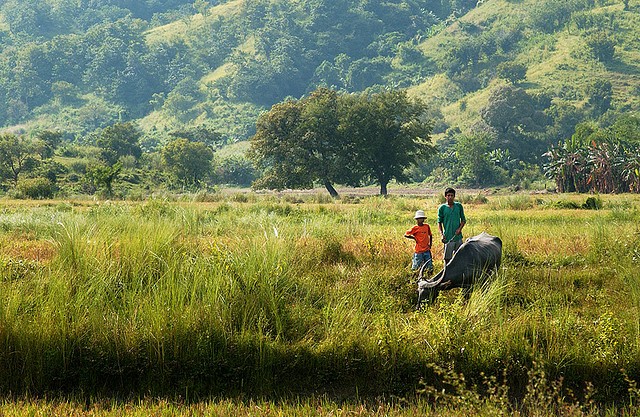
{"left": 2, "top": 0, "right": 638, "bottom": 139}
{"left": 1, "top": 0, "right": 639, "bottom": 192}
{"left": 410, "top": 0, "right": 640, "bottom": 136}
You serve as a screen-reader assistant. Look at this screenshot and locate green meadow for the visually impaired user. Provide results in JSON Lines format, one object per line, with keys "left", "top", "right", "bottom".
{"left": 0, "top": 192, "right": 639, "bottom": 416}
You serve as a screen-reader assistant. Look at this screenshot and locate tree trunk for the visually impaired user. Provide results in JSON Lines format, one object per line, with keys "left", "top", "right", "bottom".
{"left": 380, "top": 181, "right": 388, "bottom": 196}
{"left": 324, "top": 181, "right": 340, "bottom": 199}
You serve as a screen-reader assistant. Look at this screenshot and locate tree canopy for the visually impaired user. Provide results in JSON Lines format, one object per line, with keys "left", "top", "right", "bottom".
{"left": 340, "top": 90, "right": 435, "bottom": 195}
{"left": 95, "top": 122, "right": 143, "bottom": 166}
{"left": 0, "top": 134, "right": 39, "bottom": 186}
{"left": 249, "top": 88, "right": 435, "bottom": 196}
{"left": 162, "top": 137, "right": 214, "bottom": 186}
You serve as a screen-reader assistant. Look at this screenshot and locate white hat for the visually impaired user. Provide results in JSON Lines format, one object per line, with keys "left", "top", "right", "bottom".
{"left": 414, "top": 210, "right": 426, "bottom": 219}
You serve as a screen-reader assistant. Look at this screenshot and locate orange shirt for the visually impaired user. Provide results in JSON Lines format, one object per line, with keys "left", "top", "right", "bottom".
{"left": 405, "top": 224, "right": 432, "bottom": 253}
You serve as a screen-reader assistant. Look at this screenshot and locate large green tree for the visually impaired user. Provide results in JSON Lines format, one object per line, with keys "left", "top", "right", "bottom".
{"left": 161, "top": 138, "right": 214, "bottom": 186}
{"left": 96, "top": 122, "right": 143, "bottom": 166}
{"left": 249, "top": 99, "right": 312, "bottom": 191}
{"left": 250, "top": 88, "right": 434, "bottom": 196}
{"left": 35, "top": 130, "right": 63, "bottom": 159}
{"left": 86, "top": 162, "right": 122, "bottom": 197}
{"left": 480, "top": 84, "right": 550, "bottom": 163}
{"left": 249, "top": 88, "right": 350, "bottom": 197}
{"left": 298, "top": 88, "right": 356, "bottom": 196}
{"left": 341, "top": 90, "right": 435, "bottom": 195}
{"left": 454, "top": 133, "right": 501, "bottom": 186}
{"left": 0, "top": 133, "right": 39, "bottom": 186}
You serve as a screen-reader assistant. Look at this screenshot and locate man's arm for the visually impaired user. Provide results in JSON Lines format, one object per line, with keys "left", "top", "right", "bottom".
{"left": 456, "top": 203, "right": 466, "bottom": 235}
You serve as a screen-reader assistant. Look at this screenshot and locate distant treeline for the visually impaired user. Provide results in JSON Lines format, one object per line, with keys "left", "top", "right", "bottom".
{"left": 1, "top": 86, "right": 639, "bottom": 198}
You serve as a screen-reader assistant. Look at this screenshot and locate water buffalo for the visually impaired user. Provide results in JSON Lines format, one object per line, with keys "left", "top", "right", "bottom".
{"left": 416, "top": 232, "right": 502, "bottom": 307}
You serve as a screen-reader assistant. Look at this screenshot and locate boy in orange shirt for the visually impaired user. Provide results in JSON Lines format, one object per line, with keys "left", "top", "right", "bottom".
{"left": 404, "top": 210, "right": 433, "bottom": 274}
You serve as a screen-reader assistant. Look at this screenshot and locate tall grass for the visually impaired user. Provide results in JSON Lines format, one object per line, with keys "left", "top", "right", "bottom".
{"left": 0, "top": 194, "right": 640, "bottom": 413}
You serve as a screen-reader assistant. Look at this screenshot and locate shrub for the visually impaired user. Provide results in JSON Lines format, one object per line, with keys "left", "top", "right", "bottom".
{"left": 496, "top": 61, "right": 527, "bottom": 84}
{"left": 582, "top": 196, "right": 603, "bottom": 210}
{"left": 213, "top": 155, "right": 257, "bottom": 186}
{"left": 585, "top": 32, "right": 616, "bottom": 63}
{"left": 69, "top": 160, "right": 87, "bottom": 174}
{"left": 490, "top": 195, "right": 535, "bottom": 210}
{"left": 16, "top": 177, "right": 55, "bottom": 199}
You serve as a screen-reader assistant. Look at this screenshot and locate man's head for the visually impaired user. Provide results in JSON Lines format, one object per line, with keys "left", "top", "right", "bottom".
{"left": 444, "top": 187, "right": 455, "bottom": 206}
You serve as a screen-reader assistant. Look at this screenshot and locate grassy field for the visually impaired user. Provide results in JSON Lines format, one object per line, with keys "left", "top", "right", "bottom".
{"left": 0, "top": 191, "right": 639, "bottom": 416}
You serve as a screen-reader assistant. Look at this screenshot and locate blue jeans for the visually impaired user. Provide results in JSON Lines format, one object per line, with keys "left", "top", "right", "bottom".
{"left": 412, "top": 251, "right": 433, "bottom": 272}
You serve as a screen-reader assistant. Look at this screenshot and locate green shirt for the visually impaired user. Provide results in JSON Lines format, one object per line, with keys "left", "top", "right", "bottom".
{"left": 437, "top": 202, "right": 466, "bottom": 242}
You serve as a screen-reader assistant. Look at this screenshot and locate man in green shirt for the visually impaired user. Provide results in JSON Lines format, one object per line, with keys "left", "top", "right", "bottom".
{"left": 437, "top": 187, "right": 466, "bottom": 263}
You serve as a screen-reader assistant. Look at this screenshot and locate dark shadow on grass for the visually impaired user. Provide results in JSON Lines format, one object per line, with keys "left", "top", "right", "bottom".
{"left": 0, "top": 323, "right": 637, "bottom": 411}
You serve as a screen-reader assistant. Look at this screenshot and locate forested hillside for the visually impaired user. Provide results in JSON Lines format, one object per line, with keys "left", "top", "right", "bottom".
{"left": 0, "top": 0, "right": 639, "bottom": 197}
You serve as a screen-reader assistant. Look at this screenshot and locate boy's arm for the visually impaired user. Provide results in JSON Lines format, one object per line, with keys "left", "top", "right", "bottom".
{"left": 456, "top": 220, "right": 466, "bottom": 235}
{"left": 405, "top": 226, "right": 416, "bottom": 240}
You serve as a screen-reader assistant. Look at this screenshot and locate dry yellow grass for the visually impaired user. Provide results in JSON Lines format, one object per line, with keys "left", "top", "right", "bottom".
{"left": 0, "top": 233, "right": 56, "bottom": 263}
